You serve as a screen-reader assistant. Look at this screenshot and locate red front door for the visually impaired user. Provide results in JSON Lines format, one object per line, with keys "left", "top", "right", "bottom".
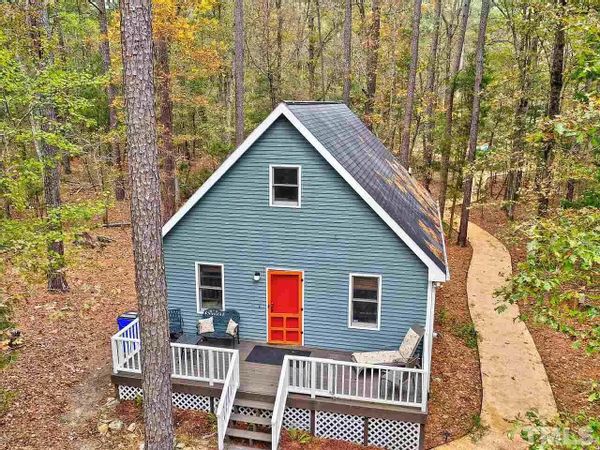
{"left": 267, "top": 270, "right": 303, "bottom": 345}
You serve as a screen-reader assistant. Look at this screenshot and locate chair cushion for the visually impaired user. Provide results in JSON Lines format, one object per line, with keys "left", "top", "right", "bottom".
{"left": 352, "top": 350, "right": 402, "bottom": 365}
{"left": 226, "top": 319, "right": 238, "bottom": 336}
{"left": 198, "top": 317, "right": 214, "bottom": 334}
{"left": 398, "top": 327, "right": 420, "bottom": 359}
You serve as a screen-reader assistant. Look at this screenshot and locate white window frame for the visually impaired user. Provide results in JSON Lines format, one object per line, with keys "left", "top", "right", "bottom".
{"left": 195, "top": 262, "right": 225, "bottom": 313}
{"left": 269, "top": 164, "right": 302, "bottom": 208}
{"left": 347, "top": 273, "right": 382, "bottom": 331}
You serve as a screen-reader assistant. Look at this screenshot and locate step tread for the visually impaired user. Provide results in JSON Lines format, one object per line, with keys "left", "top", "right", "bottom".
{"left": 233, "top": 398, "right": 274, "bottom": 410}
{"left": 230, "top": 413, "right": 272, "bottom": 426}
{"left": 225, "top": 445, "right": 262, "bottom": 450}
{"left": 226, "top": 427, "right": 272, "bottom": 442}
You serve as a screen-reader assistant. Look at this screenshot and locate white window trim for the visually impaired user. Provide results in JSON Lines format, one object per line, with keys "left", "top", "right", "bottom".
{"left": 347, "top": 273, "right": 382, "bottom": 331}
{"left": 195, "top": 262, "right": 225, "bottom": 313}
{"left": 269, "top": 164, "right": 302, "bottom": 208}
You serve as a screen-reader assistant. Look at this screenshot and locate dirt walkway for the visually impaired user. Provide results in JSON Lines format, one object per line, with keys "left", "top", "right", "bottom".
{"left": 437, "top": 223, "right": 557, "bottom": 449}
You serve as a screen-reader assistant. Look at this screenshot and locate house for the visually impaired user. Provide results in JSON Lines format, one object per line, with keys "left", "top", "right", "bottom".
{"left": 111, "top": 101, "right": 448, "bottom": 450}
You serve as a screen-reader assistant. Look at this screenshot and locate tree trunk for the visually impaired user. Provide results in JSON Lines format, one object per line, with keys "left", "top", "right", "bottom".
{"left": 342, "top": 0, "right": 352, "bottom": 105}
{"left": 315, "top": 0, "right": 326, "bottom": 99}
{"left": 364, "top": 0, "right": 380, "bottom": 129}
{"left": 438, "top": 0, "right": 470, "bottom": 220}
{"left": 29, "top": 0, "right": 69, "bottom": 292}
{"left": 97, "top": 0, "right": 126, "bottom": 201}
{"left": 234, "top": 0, "right": 245, "bottom": 146}
{"left": 422, "top": 0, "right": 441, "bottom": 191}
{"left": 537, "top": 0, "right": 566, "bottom": 216}
{"left": 155, "top": 37, "right": 177, "bottom": 224}
{"left": 399, "top": 0, "right": 423, "bottom": 169}
{"left": 119, "top": 0, "right": 174, "bottom": 447}
{"left": 307, "top": 2, "right": 317, "bottom": 98}
{"left": 457, "top": 0, "right": 490, "bottom": 247}
{"left": 275, "top": 0, "right": 283, "bottom": 102}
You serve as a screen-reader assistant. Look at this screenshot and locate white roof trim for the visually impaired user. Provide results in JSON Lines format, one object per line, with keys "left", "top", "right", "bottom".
{"left": 162, "top": 103, "right": 448, "bottom": 282}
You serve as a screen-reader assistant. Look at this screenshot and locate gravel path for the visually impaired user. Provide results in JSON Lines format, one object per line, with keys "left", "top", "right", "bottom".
{"left": 436, "top": 223, "right": 556, "bottom": 449}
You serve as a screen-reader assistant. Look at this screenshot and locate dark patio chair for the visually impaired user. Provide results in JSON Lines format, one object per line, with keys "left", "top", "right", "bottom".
{"left": 168, "top": 308, "right": 184, "bottom": 339}
{"left": 198, "top": 308, "right": 240, "bottom": 348}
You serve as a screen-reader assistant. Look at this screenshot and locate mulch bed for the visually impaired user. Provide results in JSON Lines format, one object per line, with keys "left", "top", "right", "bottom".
{"left": 470, "top": 202, "right": 600, "bottom": 418}
{"left": 424, "top": 242, "right": 482, "bottom": 449}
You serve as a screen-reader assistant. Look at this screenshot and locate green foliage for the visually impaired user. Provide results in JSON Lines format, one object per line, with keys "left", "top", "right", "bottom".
{"left": 511, "top": 410, "right": 600, "bottom": 449}
{"left": 469, "top": 413, "right": 490, "bottom": 442}
{"left": 0, "top": 388, "right": 16, "bottom": 417}
{"left": 0, "top": 200, "right": 105, "bottom": 281}
{"left": 287, "top": 428, "right": 313, "bottom": 444}
{"left": 497, "top": 209, "right": 600, "bottom": 354}
{"left": 455, "top": 322, "right": 479, "bottom": 349}
{"left": 134, "top": 393, "right": 143, "bottom": 408}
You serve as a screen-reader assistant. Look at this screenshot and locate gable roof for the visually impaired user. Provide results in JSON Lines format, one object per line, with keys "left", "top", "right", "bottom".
{"left": 163, "top": 102, "right": 449, "bottom": 281}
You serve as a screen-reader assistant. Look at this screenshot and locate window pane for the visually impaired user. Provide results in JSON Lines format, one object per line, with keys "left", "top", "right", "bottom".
{"left": 273, "top": 167, "right": 298, "bottom": 185}
{"left": 273, "top": 185, "right": 299, "bottom": 203}
{"left": 352, "top": 300, "right": 378, "bottom": 325}
{"left": 201, "top": 288, "right": 222, "bottom": 310}
{"left": 352, "top": 276, "right": 378, "bottom": 301}
{"left": 200, "top": 265, "right": 222, "bottom": 288}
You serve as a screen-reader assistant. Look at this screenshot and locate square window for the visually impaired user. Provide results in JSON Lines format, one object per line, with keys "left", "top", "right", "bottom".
{"left": 197, "top": 264, "right": 223, "bottom": 311}
{"left": 349, "top": 275, "right": 381, "bottom": 329}
{"left": 270, "top": 166, "right": 300, "bottom": 207}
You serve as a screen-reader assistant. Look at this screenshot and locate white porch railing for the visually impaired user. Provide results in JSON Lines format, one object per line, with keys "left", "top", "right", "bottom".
{"left": 111, "top": 319, "right": 240, "bottom": 450}
{"left": 271, "top": 355, "right": 428, "bottom": 449}
{"left": 111, "top": 318, "right": 236, "bottom": 385}
{"left": 216, "top": 351, "right": 240, "bottom": 450}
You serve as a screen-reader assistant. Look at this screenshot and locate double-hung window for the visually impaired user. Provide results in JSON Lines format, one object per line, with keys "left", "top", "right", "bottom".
{"left": 196, "top": 263, "right": 224, "bottom": 311}
{"left": 348, "top": 274, "right": 381, "bottom": 329}
{"left": 270, "top": 165, "right": 301, "bottom": 207}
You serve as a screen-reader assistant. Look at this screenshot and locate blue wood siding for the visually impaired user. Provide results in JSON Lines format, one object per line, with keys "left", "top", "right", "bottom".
{"left": 163, "top": 117, "right": 428, "bottom": 352}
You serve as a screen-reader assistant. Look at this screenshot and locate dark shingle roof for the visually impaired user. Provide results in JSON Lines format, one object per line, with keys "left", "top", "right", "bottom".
{"left": 286, "top": 101, "right": 447, "bottom": 274}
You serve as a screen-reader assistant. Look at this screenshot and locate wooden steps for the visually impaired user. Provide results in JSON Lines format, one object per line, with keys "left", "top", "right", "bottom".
{"left": 225, "top": 397, "right": 274, "bottom": 446}
{"left": 226, "top": 427, "right": 272, "bottom": 443}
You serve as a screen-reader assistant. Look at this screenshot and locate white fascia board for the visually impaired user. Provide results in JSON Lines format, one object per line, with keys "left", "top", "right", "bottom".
{"left": 162, "top": 102, "right": 448, "bottom": 282}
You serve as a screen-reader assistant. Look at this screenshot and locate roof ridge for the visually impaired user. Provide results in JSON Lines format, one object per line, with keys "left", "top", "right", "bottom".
{"left": 283, "top": 100, "right": 344, "bottom": 105}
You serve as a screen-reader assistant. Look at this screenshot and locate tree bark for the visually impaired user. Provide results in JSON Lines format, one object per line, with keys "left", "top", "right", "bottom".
{"left": 97, "top": 0, "right": 126, "bottom": 201}
{"left": 119, "top": 0, "right": 174, "bottom": 447}
{"left": 315, "top": 0, "right": 326, "bottom": 99}
{"left": 307, "top": 1, "right": 317, "bottom": 98}
{"left": 29, "top": 0, "right": 69, "bottom": 292}
{"left": 438, "top": 0, "right": 470, "bottom": 220}
{"left": 537, "top": 0, "right": 566, "bottom": 216}
{"left": 234, "top": 0, "right": 245, "bottom": 146}
{"left": 342, "top": 0, "right": 352, "bottom": 105}
{"left": 399, "top": 0, "right": 423, "bottom": 169}
{"left": 422, "top": 0, "right": 441, "bottom": 191}
{"left": 155, "top": 37, "right": 177, "bottom": 224}
{"left": 275, "top": 0, "right": 283, "bottom": 102}
{"left": 457, "top": 0, "right": 490, "bottom": 247}
{"left": 364, "top": 0, "right": 380, "bottom": 129}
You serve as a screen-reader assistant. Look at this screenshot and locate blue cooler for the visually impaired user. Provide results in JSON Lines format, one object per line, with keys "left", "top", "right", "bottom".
{"left": 117, "top": 311, "right": 138, "bottom": 330}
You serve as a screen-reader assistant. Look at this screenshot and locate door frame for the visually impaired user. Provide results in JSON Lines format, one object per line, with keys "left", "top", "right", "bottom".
{"left": 265, "top": 267, "right": 304, "bottom": 346}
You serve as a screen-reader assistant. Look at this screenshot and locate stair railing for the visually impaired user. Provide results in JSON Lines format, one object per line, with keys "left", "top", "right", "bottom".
{"left": 271, "top": 354, "right": 291, "bottom": 450}
{"left": 216, "top": 350, "right": 240, "bottom": 450}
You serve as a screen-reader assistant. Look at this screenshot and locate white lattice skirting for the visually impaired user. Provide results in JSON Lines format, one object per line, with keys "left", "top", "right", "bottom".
{"left": 310, "top": 409, "right": 420, "bottom": 450}
{"left": 117, "top": 385, "right": 212, "bottom": 412}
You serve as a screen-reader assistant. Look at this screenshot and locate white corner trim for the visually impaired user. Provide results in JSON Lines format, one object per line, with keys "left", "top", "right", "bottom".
{"left": 347, "top": 273, "right": 382, "bottom": 331}
{"left": 195, "top": 262, "right": 225, "bottom": 313}
{"left": 163, "top": 102, "right": 448, "bottom": 281}
{"left": 269, "top": 164, "right": 302, "bottom": 208}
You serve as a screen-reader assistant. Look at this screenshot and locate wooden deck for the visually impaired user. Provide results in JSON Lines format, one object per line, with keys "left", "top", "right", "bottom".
{"left": 112, "top": 335, "right": 426, "bottom": 423}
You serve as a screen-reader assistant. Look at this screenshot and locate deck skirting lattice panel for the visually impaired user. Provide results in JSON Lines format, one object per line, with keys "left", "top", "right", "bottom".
{"left": 368, "top": 417, "right": 420, "bottom": 450}
{"left": 236, "top": 405, "right": 273, "bottom": 419}
{"left": 315, "top": 411, "right": 364, "bottom": 444}
{"left": 282, "top": 407, "right": 311, "bottom": 431}
{"left": 117, "top": 385, "right": 211, "bottom": 413}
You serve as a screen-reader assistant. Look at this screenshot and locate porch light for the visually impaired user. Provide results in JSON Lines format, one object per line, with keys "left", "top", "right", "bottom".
{"left": 253, "top": 271, "right": 261, "bottom": 282}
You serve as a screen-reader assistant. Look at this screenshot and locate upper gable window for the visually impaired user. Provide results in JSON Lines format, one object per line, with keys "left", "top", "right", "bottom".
{"left": 270, "top": 165, "right": 301, "bottom": 208}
